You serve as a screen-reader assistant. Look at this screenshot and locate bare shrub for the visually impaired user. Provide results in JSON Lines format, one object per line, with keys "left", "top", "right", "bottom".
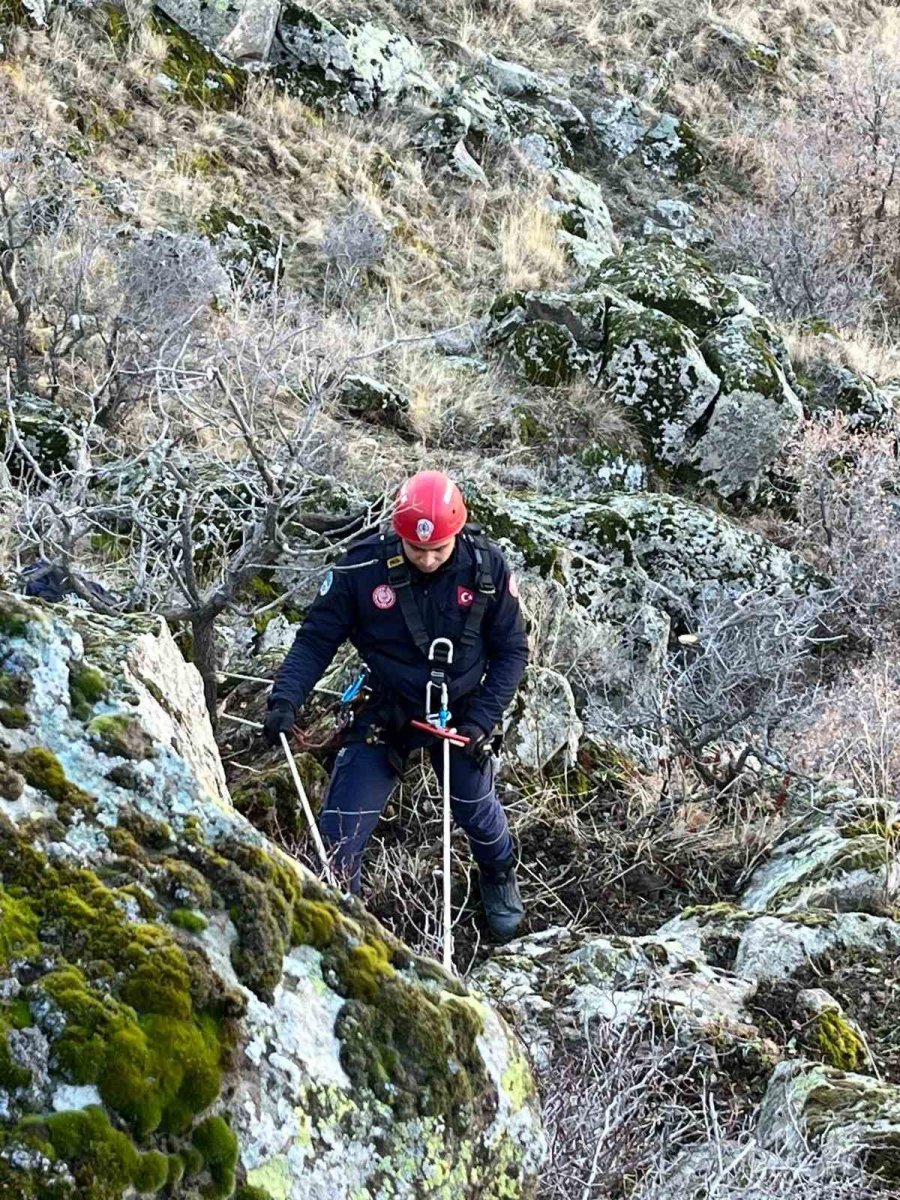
{"left": 597, "top": 590, "right": 826, "bottom": 789}
{"left": 793, "top": 653, "right": 900, "bottom": 799}
{"left": 5, "top": 285, "right": 395, "bottom": 717}
{"left": 782, "top": 415, "right": 900, "bottom": 642}
{"left": 539, "top": 1012, "right": 879, "bottom": 1199}
{"left": 715, "top": 34, "right": 900, "bottom": 328}
{"left": 321, "top": 204, "right": 388, "bottom": 289}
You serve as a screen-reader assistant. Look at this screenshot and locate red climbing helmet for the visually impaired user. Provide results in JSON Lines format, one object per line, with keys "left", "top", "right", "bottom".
{"left": 392, "top": 471, "right": 468, "bottom": 545}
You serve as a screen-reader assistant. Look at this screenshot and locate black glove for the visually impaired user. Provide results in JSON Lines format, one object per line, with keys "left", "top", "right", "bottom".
{"left": 455, "top": 722, "right": 491, "bottom": 761}
{"left": 263, "top": 700, "right": 297, "bottom": 747}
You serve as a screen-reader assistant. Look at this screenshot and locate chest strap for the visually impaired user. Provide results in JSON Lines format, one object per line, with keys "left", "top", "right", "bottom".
{"left": 379, "top": 526, "right": 495, "bottom": 660}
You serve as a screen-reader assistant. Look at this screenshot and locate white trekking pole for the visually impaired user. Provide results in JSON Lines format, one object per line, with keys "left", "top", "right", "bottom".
{"left": 220, "top": 715, "right": 339, "bottom": 890}
{"left": 279, "top": 731, "right": 338, "bottom": 890}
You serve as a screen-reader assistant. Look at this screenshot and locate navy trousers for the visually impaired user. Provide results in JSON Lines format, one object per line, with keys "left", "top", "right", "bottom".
{"left": 318, "top": 739, "right": 514, "bottom": 892}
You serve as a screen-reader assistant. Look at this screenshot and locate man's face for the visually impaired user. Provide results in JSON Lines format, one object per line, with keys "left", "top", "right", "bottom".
{"left": 402, "top": 536, "right": 456, "bottom": 574}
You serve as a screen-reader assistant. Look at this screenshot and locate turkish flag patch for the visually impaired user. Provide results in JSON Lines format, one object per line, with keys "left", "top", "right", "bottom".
{"left": 457, "top": 586, "right": 475, "bottom": 608}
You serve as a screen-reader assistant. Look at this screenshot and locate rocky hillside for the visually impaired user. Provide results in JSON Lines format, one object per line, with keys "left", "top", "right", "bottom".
{"left": 3, "top": 0, "right": 900, "bottom": 1195}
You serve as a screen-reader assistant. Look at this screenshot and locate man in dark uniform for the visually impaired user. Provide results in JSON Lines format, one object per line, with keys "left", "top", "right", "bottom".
{"left": 263, "top": 470, "right": 529, "bottom": 939}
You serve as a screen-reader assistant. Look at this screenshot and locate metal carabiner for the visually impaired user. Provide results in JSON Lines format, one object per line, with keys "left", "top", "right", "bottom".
{"left": 426, "top": 638, "right": 455, "bottom": 729}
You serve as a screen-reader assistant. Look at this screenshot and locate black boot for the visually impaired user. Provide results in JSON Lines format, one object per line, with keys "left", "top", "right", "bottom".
{"left": 478, "top": 857, "right": 525, "bottom": 942}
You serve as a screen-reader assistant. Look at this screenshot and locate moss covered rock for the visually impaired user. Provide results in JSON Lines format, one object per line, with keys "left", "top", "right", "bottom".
{"left": 640, "top": 113, "right": 707, "bottom": 179}
{"left": 469, "top": 485, "right": 817, "bottom": 626}
{"left": 757, "top": 1059, "right": 900, "bottom": 1182}
{"left": 602, "top": 304, "right": 720, "bottom": 466}
{"left": 270, "top": 5, "right": 438, "bottom": 113}
{"left": 0, "top": 591, "right": 544, "bottom": 1198}
{"left": 587, "top": 240, "right": 744, "bottom": 335}
{"left": 486, "top": 246, "right": 810, "bottom": 498}
{"left": 1, "top": 394, "right": 82, "bottom": 481}
{"left": 690, "top": 314, "right": 803, "bottom": 498}
{"left": 151, "top": 11, "right": 248, "bottom": 110}
{"left": 740, "top": 799, "right": 900, "bottom": 916}
{"left": 338, "top": 375, "right": 410, "bottom": 431}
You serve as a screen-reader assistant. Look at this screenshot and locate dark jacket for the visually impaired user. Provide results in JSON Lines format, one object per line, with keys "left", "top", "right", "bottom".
{"left": 268, "top": 528, "right": 529, "bottom": 733}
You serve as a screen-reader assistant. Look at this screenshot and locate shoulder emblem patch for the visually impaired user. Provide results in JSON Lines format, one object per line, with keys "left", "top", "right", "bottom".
{"left": 508, "top": 573, "right": 520, "bottom": 599}
{"left": 372, "top": 584, "right": 396, "bottom": 610}
{"left": 319, "top": 569, "right": 334, "bottom": 597}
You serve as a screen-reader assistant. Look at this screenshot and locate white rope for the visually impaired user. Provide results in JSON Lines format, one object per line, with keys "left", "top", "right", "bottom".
{"left": 442, "top": 735, "right": 453, "bottom": 973}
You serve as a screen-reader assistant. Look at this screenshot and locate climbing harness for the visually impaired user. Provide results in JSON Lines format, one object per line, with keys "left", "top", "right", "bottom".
{"left": 380, "top": 525, "right": 496, "bottom": 664}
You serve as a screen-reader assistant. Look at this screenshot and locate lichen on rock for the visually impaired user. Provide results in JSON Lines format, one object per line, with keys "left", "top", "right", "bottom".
{"left": 0, "top": 592, "right": 544, "bottom": 1198}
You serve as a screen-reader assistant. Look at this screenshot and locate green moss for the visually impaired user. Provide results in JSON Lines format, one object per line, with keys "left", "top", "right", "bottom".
{"left": 192, "top": 1115, "right": 238, "bottom": 1199}
{"left": 167, "top": 1153, "right": 186, "bottom": 1185}
{"left": 590, "top": 244, "right": 730, "bottom": 336}
{"left": 508, "top": 320, "right": 583, "bottom": 386}
{"left": 815, "top": 1009, "right": 867, "bottom": 1071}
{"left": 0, "top": 998, "right": 33, "bottom": 1091}
{"left": 0, "top": 670, "right": 30, "bottom": 707}
{"left": 190, "top": 840, "right": 302, "bottom": 1002}
{"left": 87, "top": 715, "right": 154, "bottom": 761}
{"left": 197, "top": 206, "right": 278, "bottom": 289}
{"left": 170, "top": 908, "right": 208, "bottom": 934}
{"left": 0, "top": 817, "right": 238, "bottom": 1150}
{"left": 232, "top": 759, "right": 327, "bottom": 844}
{"left": 0, "top": 611, "right": 28, "bottom": 639}
{"left": 69, "top": 664, "right": 108, "bottom": 721}
{"left": 236, "top": 1187, "right": 274, "bottom": 1200}
{"left": 463, "top": 490, "right": 559, "bottom": 576}
{"left": 328, "top": 937, "right": 395, "bottom": 1002}
{"left": 334, "top": 977, "right": 490, "bottom": 1134}
{"left": 0, "top": 887, "right": 40, "bottom": 967}
{"left": 152, "top": 11, "right": 248, "bottom": 111}
{"left": 292, "top": 898, "right": 339, "bottom": 949}
{"left": 488, "top": 291, "right": 526, "bottom": 331}
{"left": 119, "top": 808, "right": 173, "bottom": 851}
{"left": 14, "top": 747, "right": 96, "bottom": 817}
{"left": 778, "top": 909, "right": 838, "bottom": 928}
{"left": 18, "top": 1106, "right": 170, "bottom": 1196}
{"left": 0, "top": 707, "right": 28, "bottom": 729}
{"left": 773, "top": 837, "right": 892, "bottom": 907}
{"left": 747, "top": 43, "right": 779, "bottom": 72}
{"left": 158, "top": 859, "right": 214, "bottom": 910}
{"left": 107, "top": 826, "right": 147, "bottom": 862}
{"left": 0, "top": 760, "right": 25, "bottom": 803}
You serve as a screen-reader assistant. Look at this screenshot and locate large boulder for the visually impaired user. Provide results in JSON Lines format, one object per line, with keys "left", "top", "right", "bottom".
{"left": 739, "top": 797, "right": 900, "bottom": 916}
{"left": 0, "top": 593, "right": 544, "bottom": 1198}
{"left": 506, "top": 666, "right": 583, "bottom": 770}
{"left": 469, "top": 487, "right": 818, "bottom": 626}
{"left": 487, "top": 243, "right": 804, "bottom": 498}
{"left": 156, "top": 0, "right": 438, "bottom": 112}
{"left": 472, "top": 925, "right": 768, "bottom": 1072}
